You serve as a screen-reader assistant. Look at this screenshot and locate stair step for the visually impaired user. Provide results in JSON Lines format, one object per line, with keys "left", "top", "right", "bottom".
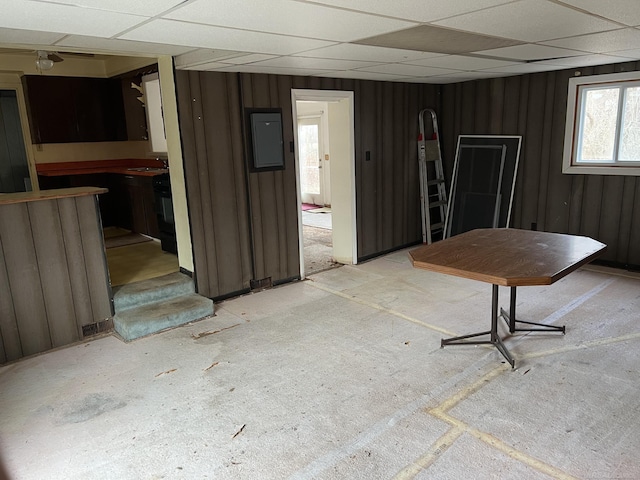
{"left": 114, "top": 293, "right": 214, "bottom": 341}
{"left": 113, "top": 272, "right": 195, "bottom": 312}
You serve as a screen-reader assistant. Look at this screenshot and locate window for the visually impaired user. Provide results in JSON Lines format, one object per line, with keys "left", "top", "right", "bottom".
{"left": 563, "top": 71, "right": 640, "bottom": 176}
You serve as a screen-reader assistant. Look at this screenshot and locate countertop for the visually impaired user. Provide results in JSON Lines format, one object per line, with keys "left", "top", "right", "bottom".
{"left": 36, "top": 159, "right": 168, "bottom": 177}
{"left": 0, "top": 187, "right": 108, "bottom": 206}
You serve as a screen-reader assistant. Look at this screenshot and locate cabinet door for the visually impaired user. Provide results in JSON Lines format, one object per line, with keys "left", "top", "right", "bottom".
{"left": 22, "top": 76, "right": 78, "bottom": 143}
{"left": 22, "top": 76, "right": 127, "bottom": 144}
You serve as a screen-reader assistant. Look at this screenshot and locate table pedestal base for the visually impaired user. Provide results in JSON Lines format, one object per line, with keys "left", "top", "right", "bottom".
{"left": 441, "top": 285, "right": 515, "bottom": 368}
{"left": 500, "top": 286, "right": 566, "bottom": 334}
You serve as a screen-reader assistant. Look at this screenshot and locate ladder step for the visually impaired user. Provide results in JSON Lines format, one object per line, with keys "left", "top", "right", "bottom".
{"left": 429, "top": 222, "right": 444, "bottom": 230}
{"left": 426, "top": 178, "right": 445, "bottom": 186}
{"left": 429, "top": 200, "right": 447, "bottom": 208}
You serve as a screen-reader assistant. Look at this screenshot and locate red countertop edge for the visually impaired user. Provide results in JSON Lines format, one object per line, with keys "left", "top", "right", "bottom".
{"left": 36, "top": 158, "right": 167, "bottom": 177}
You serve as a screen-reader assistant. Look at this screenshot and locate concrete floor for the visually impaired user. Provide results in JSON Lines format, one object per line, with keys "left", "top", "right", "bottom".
{"left": 1, "top": 248, "right": 639, "bottom": 479}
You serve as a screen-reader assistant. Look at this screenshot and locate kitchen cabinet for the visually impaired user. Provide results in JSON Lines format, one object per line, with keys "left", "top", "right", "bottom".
{"left": 22, "top": 75, "right": 127, "bottom": 144}
{"left": 122, "top": 174, "right": 160, "bottom": 238}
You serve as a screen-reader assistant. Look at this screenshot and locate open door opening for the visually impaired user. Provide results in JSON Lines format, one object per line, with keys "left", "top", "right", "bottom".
{"left": 292, "top": 90, "right": 357, "bottom": 279}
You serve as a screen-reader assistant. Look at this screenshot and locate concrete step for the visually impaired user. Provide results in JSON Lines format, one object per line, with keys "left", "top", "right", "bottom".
{"left": 114, "top": 293, "right": 214, "bottom": 341}
{"left": 113, "top": 272, "right": 195, "bottom": 312}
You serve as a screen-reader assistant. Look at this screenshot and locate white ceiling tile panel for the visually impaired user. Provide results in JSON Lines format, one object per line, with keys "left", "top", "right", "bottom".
{"left": 557, "top": 0, "right": 640, "bottom": 26}
{"left": 164, "top": 0, "right": 416, "bottom": 42}
{"left": 480, "top": 63, "right": 570, "bottom": 74}
{"left": 0, "top": 27, "right": 66, "bottom": 45}
{"left": 434, "top": 0, "right": 620, "bottom": 42}
{"left": 181, "top": 61, "right": 229, "bottom": 71}
{"left": 293, "top": 43, "right": 444, "bottom": 62}
{"left": 121, "top": 19, "right": 336, "bottom": 55}
{"left": 303, "top": 0, "right": 516, "bottom": 23}
{"left": 213, "top": 65, "right": 332, "bottom": 76}
{"left": 56, "top": 35, "right": 194, "bottom": 55}
{"left": 1, "top": 0, "right": 147, "bottom": 37}
{"left": 35, "top": 0, "right": 186, "bottom": 17}
{"left": 316, "top": 70, "right": 407, "bottom": 81}
{"left": 221, "top": 54, "right": 280, "bottom": 65}
{"left": 404, "top": 55, "right": 517, "bottom": 70}
{"left": 607, "top": 48, "right": 640, "bottom": 60}
{"left": 474, "top": 44, "right": 586, "bottom": 61}
{"left": 542, "top": 29, "right": 640, "bottom": 54}
{"left": 356, "top": 63, "right": 462, "bottom": 77}
{"left": 174, "top": 48, "right": 248, "bottom": 67}
{"left": 248, "top": 56, "right": 381, "bottom": 70}
{"left": 537, "top": 53, "right": 636, "bottom": 67}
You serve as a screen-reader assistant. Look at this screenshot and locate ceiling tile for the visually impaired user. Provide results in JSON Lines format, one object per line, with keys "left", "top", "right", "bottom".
{"left": 164, "top": 0, "right": 415, "bottom": 42}
{"left": 56, "top": 35, "right": 194, "bottom": 56}
{"left": 355, "top": 25, "right": 523, "bottom": 54}
{"left": 405, "top": 54, "right": 518, "bottom": 70}
{"left": 304, "top": 0, "right": 516, "bottom": 23}
{"left": 181, "top": 61, "right": 229, "bottom": 71}
{"left": 607, "top": 48, "right": 640, "bottom": 60}
{"left": 174, "top": 48, "right": 248, "bottom": 68}
{"left": 537, "top": 53, "right": 636, "bottom": 67}
{"left": 481, "top": 63, "right": 570, "bottom": 74}
{"left": 316, "top": 70, "right": 407, "bottom": 82}
{"left": 248, "top": 56, "right": 381, "bottom": 70}
{"left": 0, "top": 27, "right": 66, "bottom": 46}
{"left": 213, "top": 65, "right": 332, "bottom": 76}
{"left": 474, "top": 44, "right": 585, "bottom": 61}
{"left": 356, "top": 63, "right": 461, "bottom": 77}
{"left": 35, "top": 0, "right": 185, "bottom": 17}
{"left": 434, "top": 0, "right": 620, "bottom": 42}
{"left": 1, "top": 0, "right": 147, "bottom": 37}
{"left": 221, "top": 54, "right": 280, "bottom": 65}
{"left": 557, "top": 0, "right": 640, "bottom": 26}
{"left": 293, "top": 43, "right": 444, "bottom": 63}
{"left": 542, "top": 29, "right": 640, "bottom": 54}
{"left": 121, "top": 19, "right": 336, "bottom": 55}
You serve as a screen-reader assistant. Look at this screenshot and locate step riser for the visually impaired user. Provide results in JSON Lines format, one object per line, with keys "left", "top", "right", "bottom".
{"left": 113, "top": 273, "right": 195, "bottom": 312}
{"left": 114, "top": 305, "right": 213, "bottom": 341}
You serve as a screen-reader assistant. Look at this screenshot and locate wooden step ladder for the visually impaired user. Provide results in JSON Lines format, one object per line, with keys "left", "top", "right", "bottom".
{"left": 418, "top": 109, "right": 448, "bottom": 244}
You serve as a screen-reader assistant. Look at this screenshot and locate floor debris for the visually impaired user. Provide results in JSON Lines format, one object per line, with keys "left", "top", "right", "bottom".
{"left": 191, "top": 324, "right": 240, "bottom": 339}
{"left": 232, "top": 424, "right": 246, "bottom": 439}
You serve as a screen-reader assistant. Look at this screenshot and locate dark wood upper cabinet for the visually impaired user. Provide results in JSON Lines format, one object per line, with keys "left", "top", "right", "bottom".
{"left": 22, "top": 75, "right": 127, "bottom": 144}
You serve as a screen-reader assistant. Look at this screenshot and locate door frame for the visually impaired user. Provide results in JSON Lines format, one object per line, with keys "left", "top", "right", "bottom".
{"left": 291, "top": 89, "right": 357, "bottom": 279}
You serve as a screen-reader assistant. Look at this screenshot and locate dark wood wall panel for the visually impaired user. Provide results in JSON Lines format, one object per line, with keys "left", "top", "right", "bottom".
{"left": 177, "top": 70, "right": 439, "bottom": 298}
{"left": 0, "top": 194, "right": 111, "bottom": 363}
{"left": 441, "top": 61, "right": 640, "bottom": 267}
{"left": 176, "top": 71, "right": 253, "bottom": 299}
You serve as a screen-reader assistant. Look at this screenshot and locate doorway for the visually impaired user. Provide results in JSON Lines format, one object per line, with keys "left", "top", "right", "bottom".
{"left": 292, "top": 90, "right": 357, "bottom": 279}
{"left": 0, "top": 90, "right": 31, "bottom": 193}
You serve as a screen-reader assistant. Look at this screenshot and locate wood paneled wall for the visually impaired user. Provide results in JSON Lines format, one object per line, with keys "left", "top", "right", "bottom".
{"left": 176, "top": 71, "right": 440, "bottom": 299}
{"left": 176, "top": 72, "right": 254, "bottom": 299}
{"left": 0, "top": 195, "right": 112, "bottom": 363}
{"left": 441, "top": 61, "right": 640, "bottom": 267}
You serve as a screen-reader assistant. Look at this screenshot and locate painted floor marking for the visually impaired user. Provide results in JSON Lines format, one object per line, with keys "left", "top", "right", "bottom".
{"left": 307, "top": 280, "right": 458, "bottom": 337}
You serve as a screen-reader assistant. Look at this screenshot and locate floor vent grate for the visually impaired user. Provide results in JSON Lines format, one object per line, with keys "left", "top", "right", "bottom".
{"left": 82, "top": 318, "right": 114, "bottom": 337}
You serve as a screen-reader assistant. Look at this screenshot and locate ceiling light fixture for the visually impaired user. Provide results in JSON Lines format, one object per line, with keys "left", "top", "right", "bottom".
{"left": 35, "top": 50, "right": 55, "bottom": 71}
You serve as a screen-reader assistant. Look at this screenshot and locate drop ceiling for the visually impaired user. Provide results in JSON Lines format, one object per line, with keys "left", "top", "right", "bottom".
{"left": 1, "top": 0, "right": 640, "bottom": 83}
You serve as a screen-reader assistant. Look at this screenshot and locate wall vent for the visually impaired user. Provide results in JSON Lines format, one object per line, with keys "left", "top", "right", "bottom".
{"left": 250, "top": 277, "right": 272, "bottom": 291}
{"left": 82, "top": 318, "right": 114, "bottom": 337}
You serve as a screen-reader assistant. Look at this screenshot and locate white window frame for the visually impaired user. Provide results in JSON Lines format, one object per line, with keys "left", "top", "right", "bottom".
{"left": 563, "top": 70, "right": 640, "bottom": 176}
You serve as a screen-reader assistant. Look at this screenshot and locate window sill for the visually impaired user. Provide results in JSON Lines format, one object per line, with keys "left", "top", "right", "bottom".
{"left": 562, "top": 163, "right": 640, "bottom": 176}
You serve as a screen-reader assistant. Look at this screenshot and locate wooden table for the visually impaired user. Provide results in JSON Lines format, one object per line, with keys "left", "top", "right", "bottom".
{"left": 409, "top": 228, "right": 607, "bottom": 367}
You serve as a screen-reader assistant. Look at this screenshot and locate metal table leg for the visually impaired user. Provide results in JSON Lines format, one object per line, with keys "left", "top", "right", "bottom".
{"left": 500, "top": 287, "right": 566, "bottom": 334}
{"left": 441, "top": 284, "right": 515, "bottom": 368}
